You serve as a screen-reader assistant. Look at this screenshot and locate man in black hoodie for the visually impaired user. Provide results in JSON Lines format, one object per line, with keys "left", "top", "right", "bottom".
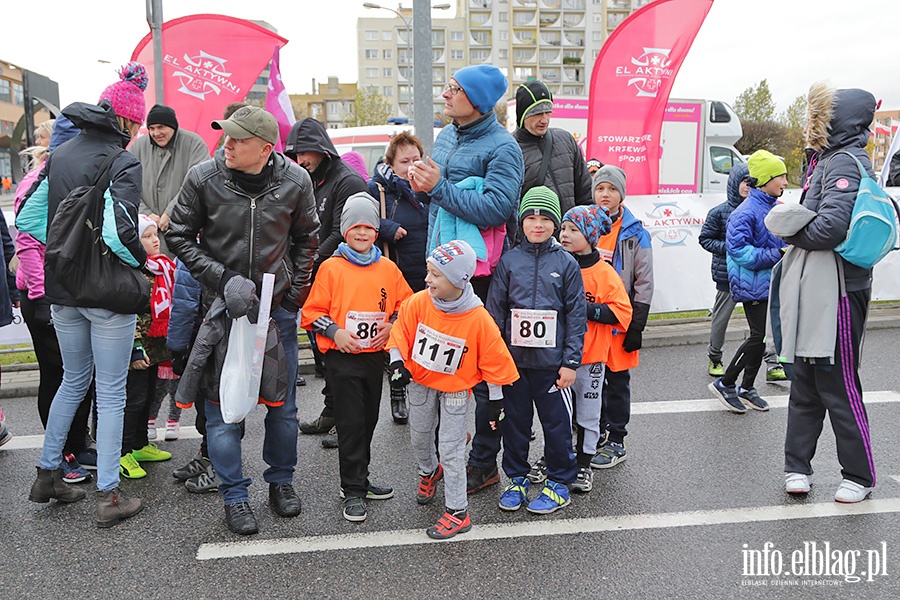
{"left": 284, "top": 118, "right": 370, "bottom": 437}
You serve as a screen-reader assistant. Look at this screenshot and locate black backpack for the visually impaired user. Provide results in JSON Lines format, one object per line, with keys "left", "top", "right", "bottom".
{"left": 45, "top": 150, "right": 150, "bottom": 314}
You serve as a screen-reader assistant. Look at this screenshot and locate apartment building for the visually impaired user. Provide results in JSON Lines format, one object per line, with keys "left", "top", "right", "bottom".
{"left": 357, "top": 0, "right": 657, "bottom": 121}
{"left": 0, "top": 59, "right": 55, "bottom": 181}
{"left": 290, "top": 77, "right": 358, "bottom": 129}
{"left": 873, "top": 109, "right": 899, "bottom": 173}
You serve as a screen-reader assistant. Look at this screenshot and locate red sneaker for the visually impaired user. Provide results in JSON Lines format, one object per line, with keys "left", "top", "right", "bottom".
{"left": 417, "top": 464, "right": 444, "bottom": 505}
{"left": 426, "top": 510, "right": 472, "bottom": 540}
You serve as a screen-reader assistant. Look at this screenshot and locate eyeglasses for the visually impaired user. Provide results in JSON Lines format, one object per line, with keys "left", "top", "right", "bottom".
{"left": 443, "top": 83, "right": 464, "bottom": 96}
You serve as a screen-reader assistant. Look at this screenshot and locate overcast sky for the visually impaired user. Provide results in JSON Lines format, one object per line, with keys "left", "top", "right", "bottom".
{"left": 2, "top": 0, "right": 898, "bottom": 114}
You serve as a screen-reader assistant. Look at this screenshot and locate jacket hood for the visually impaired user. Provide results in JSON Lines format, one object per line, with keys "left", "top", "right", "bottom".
{"left": 806, "top": 83, "right": 876, "bottom": 152}
{"left": 61, "top": 101, "right": 131, "bottom": 145}
{"left": 284, "top": 117, "right": 338, "bottom": 158}
{"left": 726, "top": 163, "right": 749, "bottom": 207}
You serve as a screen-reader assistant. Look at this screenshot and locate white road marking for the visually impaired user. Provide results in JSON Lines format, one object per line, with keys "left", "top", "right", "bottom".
{"left": 197, "top": 497, "right": 900, "bottom": 560}
{"left": 631, "top": 390, "right": 900, "bottom": 415}
{"left": 2, "top": 426, "right": 202, "bottom": 451}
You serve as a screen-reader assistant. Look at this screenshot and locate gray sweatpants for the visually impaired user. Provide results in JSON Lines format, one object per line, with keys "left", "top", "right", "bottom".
{"left": 572, "top": 363, "right": 605, "bottom": 465}
{"left": 407, "top": 381, "right": 469, "bottom": 512}
{"left": 708, "top": 288, "right": 779, "bottom": 365}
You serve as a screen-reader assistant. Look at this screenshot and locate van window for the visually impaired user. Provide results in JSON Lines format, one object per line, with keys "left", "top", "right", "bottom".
{"left": 709, "top": 101, "right": 732, "bottom": 124}
{"left": 710, "top": 146, "right": 743, "bottom": 175}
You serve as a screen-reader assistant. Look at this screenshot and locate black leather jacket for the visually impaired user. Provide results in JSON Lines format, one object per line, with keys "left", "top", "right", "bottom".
{"left": 166, "top": 150, "right": 320, "bottom": 311}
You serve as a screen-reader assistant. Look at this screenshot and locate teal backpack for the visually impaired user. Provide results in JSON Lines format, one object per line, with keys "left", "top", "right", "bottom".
{"left": 832, "top": 151, "right": 900, "bottom": 269}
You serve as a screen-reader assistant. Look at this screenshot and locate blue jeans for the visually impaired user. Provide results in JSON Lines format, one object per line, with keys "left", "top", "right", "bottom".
{"left": 40, "top": 306, "right": 136, "bottom": 492}
{"left": 206, "top": 308, "right": 299, "bottom": 504}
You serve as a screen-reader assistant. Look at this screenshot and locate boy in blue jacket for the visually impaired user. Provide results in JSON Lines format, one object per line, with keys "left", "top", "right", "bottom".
{"left": 487, "top": 186, "right": 586, "bottom": 514}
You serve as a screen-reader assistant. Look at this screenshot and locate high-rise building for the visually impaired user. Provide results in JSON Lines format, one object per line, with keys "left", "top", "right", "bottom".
{"left": 872, "top": 109, "right": 900, "bottom": 173}
{"left": 357, "top": 0, "right": 657, "bottom": 121}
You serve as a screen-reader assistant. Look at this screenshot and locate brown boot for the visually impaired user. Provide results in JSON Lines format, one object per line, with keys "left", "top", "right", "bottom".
{"left": 96, "top": 487, "right": 143, "bottom": 528}
{"left": 28, "top": 467, "right": 86, "bottom": 503}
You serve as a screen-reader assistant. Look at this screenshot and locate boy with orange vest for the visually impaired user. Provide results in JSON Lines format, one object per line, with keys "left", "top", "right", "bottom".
{"left": 559, "top": 206, "right": 632, "bottom": 491}
{"left": 387, "top": 240, "right": 518, "bottom": 539}
{"left": 301, "top": 193, "right": 413, "bottom": 523}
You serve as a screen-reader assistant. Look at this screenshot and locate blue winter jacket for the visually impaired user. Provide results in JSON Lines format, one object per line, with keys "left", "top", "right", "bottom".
{"left": 699, "top": 163, "right": 748, "bottom": 290}
{"left": 166, "top": 258, "right": 202, "bottom": 354}
{"left": 428, "top": 112, "right": 524, "bottom": 258}
{"left": 726, "top": 188, "right": 784, "bottom": 302}
{"left": 486, "top": 237, "right": 585, "bottom": 371}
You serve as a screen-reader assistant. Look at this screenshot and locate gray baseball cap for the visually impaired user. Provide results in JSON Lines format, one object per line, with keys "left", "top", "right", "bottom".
{"left": 211, "top": 106, "right": 278, "bottom": 145}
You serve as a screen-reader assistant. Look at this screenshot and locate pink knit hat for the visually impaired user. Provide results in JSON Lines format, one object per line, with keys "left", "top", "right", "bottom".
{"left": 98, "top": 62, "right": 149, "bottom": 124}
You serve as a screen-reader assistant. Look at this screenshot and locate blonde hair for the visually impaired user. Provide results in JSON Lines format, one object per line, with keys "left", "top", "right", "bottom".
{"left": 19, "top": 145, "right": 48, "bottom": 172}
{"left": 34, "top": 119, "right": 54, "bottom": 143}
{"left": 116, "top": 116, "right": 141, "bottom": 138}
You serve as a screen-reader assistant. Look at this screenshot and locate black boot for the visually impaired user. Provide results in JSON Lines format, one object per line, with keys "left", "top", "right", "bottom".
{"left": 28, "top": 467, "right": 86, "bottom": 503}
{"left": 391, "top": 387, "right": 408, "bottom": 424}
{"left": 225, "top": 502, "right": 259, "bottom": 535}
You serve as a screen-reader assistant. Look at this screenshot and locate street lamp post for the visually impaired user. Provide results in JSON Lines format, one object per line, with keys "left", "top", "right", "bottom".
{"left": 363, "top": 3, "right": 413, "bottom": 119}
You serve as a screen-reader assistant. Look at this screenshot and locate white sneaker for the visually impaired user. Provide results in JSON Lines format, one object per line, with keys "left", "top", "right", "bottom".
{"left": 164, "top": 420, "right": 180, "bottom": 441}
{"left": 785, "top": 473, "right": 810, "bottom": 494}
{"left": 147, "top": 419, "right": 157, "bottom": 441}
{"left": 834, "top": 479, "right": 872, "bottom": 503}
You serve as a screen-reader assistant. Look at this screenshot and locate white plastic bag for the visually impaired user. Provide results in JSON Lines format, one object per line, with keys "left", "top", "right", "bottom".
{"left": 219, "top": 273, "right": 274, "bottom": 423}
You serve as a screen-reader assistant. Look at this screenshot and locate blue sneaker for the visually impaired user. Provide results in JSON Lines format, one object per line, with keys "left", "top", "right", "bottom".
{"left": 708, "top": 378, "right": 746, "bottom": 414}
{"left": 61, "top": 454, "right": 92, "bottom": 484}
{"left": 526, "top": 480, "right": 571, "bottom": 514}
{"left": 498, "top": 477, "right": 530, "bottom": 511}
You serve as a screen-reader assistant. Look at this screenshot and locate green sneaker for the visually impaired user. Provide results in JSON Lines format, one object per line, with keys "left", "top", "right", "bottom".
{"left": 131, "top": 443, "right": 172, "bottom": 462}
{"left": 766, "top": 366, "right": 787, "bottom": 381}
{"left": 120, "top": 453, "right": 147, "bottom": 479}
{"left": 708, "top": 360, "right": 724, "bottom": 377}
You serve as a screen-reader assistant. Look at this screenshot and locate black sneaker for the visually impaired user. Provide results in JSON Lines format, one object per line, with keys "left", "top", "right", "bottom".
{"left": 298, "top": 415, "right": 335, "bottom": 435}
{"left": 321, "top": 426, "right": 338, "bottom": 449}
{"left": 224, "top": 502, "right": 259, "bottom": 535}
{"left": 340, "top": 483, "right": 394, "bottom": 500}
{"left": 738, "top": 387, "right": 770, "bottom": 411}
{"left": 708, "top": 378, "right": 747, "bottom": 414}
{"left": 173, "top": 454, "right": 210, "bottom": 481}
{"left": 466, "top": 464, "right": 499, "bottom": 494}
{"left": 342, "top": 496, "right": 367, "bottom": 522}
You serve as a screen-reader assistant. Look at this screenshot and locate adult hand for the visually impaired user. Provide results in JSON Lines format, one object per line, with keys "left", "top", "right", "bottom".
{"left": 148, "top": 213, "right": 161, "bottom": 225}
{"left": 409, "top": 157, "right": 441, "bottom": 193}
{"left": 388, "top": 360, "right": 412, "bottom": 388}
{"left": 369, "top": 321, "right": 392, "bottom": 349}
{"left": 334, "top": 328, "right": 362, "bottom": 353}
{"left": 223, "top": 275, "right": 259, "bottom": 319}
{"left": 556, "top": 366, "right": 576, "bottom": 390}
{"left": 394, "top": 227, "right": 408, "bottom": 241}
{"left": 8, "top": 254, "right": 18, "bottom": 275}
{"left": 131, "top": 358, "right": 150, "bottom": 370}
{"left": 158, "top": 212, "right": 171, "bottom": 232}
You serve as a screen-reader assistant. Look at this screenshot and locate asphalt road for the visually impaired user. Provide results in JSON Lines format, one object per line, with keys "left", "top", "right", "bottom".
{"left": 2, "top": 330, "right": 900, "bottom": 599}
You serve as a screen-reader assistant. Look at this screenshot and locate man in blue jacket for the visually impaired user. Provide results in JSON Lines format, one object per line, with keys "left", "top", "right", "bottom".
{"left": 409, "top": 64, "right": 524, "bottom": 494}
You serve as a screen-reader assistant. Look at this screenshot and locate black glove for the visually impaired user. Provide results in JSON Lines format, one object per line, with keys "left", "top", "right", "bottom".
{"left": 388, "top": 360, "right": 412, "bottom": 388}
{"left": 485, "top": 400, "right": 505, "bottom": 431}
{"left": 623, "top": 327, "right": 642, "bottom": 353}
{"left": 223, "top": 275, "right": 259, "bottom": 320}
{"left": 170, "top": 351, "right": 188, "bottom": 377}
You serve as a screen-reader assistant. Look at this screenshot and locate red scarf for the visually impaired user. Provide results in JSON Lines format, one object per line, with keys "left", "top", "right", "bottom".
{"left": 145, "top": 254, "right": 177, "bottom": 338}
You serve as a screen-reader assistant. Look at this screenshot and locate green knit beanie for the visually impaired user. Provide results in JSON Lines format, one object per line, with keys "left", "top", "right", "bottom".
{"left": 519, "top": 185, "right": 562, "bottom": 229}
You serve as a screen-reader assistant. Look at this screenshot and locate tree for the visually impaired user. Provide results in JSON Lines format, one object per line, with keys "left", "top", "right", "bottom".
{"left": 735, "top": 120, "right": 786, "bottom": 156}
{"left": 350, "top": 86, "right": 391, "bottom": 127}
{"left": 777, "top": 95, "right": 808, "bottom": 185}
{"left": 734, "top": 80, "right": 776, "bottom": 122}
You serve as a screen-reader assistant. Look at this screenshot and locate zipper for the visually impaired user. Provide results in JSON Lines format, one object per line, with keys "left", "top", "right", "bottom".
{"left": 532, "top": 245, "right": 540, "bottom": 308}
{"left": 224, "top": 180, "right": 278, "bottom": 278}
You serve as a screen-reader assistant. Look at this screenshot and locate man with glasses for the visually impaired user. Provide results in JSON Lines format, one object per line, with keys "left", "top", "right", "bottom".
{"left": 409, "top": 65, "right": 524, "bottom": 495}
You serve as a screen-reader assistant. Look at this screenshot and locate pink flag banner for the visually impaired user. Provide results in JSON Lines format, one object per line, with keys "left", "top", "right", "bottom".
{"left": 264, "top": 46, "right": 295, "bottom": 152}
{"left": 132, "top": 14, "right": 288, "bottom": 153}
{"left": 586, "top": 0, "right": 714, "bottom": 195}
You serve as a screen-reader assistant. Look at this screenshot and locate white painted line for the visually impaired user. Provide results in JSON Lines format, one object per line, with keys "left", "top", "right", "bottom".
{"left": 2, "top": 426, "right": 202, "bottom": 451}
{"left": 196, "top": 497, "right": 900, "bottom": 561}
{"left": 632, "top": 390, "right": 900, "bottom": 415}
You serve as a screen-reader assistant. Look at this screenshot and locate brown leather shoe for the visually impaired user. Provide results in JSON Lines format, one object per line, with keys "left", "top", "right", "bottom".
{"left": 96, "top": 487, "right": 143, "bottom": 528}
{"left": 28, "top": 467, "right": 86, "bottom": 503}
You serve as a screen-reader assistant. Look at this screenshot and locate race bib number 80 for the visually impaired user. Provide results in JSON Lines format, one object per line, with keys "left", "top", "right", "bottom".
{"left": 511, "top": 309, "right": 557, "bottom": 348}
{"left": 345, "top": 311, "right": 386, "bottom": 349}
{"left": 412, "top": 323, "right": 465, "bottom": 374}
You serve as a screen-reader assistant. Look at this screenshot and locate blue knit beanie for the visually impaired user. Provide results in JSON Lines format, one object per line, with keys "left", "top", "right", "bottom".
{"left": 452, "top": 65, "right": 508, "bottom": 115}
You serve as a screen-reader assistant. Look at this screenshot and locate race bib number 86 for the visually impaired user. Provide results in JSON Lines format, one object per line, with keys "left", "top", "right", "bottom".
{"left": 345, "top": 311, "right": 386, "bottom": 349}
{"left": 412, "top": 323, "right": 465, "bottom": 374}
{"left": 511, "top": 309, "right": 557, "bottom": 348}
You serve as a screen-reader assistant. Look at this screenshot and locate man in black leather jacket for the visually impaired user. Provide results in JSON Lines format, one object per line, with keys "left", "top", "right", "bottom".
{"left": 167, "top": 106, "right": 319, "bottom": 535}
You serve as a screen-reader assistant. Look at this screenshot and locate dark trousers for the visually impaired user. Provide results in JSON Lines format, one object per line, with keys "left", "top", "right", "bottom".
{"left": 722, "top": 299, "right": 768, "bottom": 389}
{"left": 785, "top": 289, "right": 875, "bottom": 487}
{"left": 122, "top": 364, "right": 157, "bottom": 454}
{"left": 326, "top": 350, "right": 384, "bottom": 498}
{"left": 501, "top": 368, "right": 577, "bottom": 484}
{"left": 467, "top": 275, "right": 502, "bottom": 469}
{"left": 194, "top": 392, "right": 208, "bottom": 458}
{"left": 601, "top": 368, "right": 631, "bottom": 445}
{"left": 308, "top": 331, "right": 334, "bottom": 419}
{"left": 21, "top": 293, "right": 93, "bottom": 455}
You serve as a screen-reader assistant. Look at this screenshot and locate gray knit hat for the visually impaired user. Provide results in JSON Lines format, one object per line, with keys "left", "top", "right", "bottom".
{"left": 519, "top": 185, "right": 562, "bottom": 229}
{"left": 340, "top": 192, "right": 380, "bottom": 238}
{"left": 592, "top": 165, "right": 627, "bottom": 201}
{"left": 427, "top": 240, "right": 476, "bottom": 289}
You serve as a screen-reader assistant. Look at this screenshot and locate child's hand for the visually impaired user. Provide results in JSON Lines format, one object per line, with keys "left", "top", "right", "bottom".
{"left": 556, "top": 366, "right": 576, "bottom": 390}
{"left": 334, "top": 328, "right": 362, "bottom": 353}
{"left": 369, "top": 321, "right": 392, "bottom": 348}
{"left": 131, "top": 358, "right": 150, "bottom": 370}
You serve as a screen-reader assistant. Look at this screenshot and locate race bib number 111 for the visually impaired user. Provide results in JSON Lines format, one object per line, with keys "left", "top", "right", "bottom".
{"left": 412, "top": 323, "right": 465, "bottom": 374}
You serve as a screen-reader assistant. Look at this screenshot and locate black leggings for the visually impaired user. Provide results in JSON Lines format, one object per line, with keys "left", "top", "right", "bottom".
{"left": 722, "top": 299, "right": 768, "bottom": 389}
